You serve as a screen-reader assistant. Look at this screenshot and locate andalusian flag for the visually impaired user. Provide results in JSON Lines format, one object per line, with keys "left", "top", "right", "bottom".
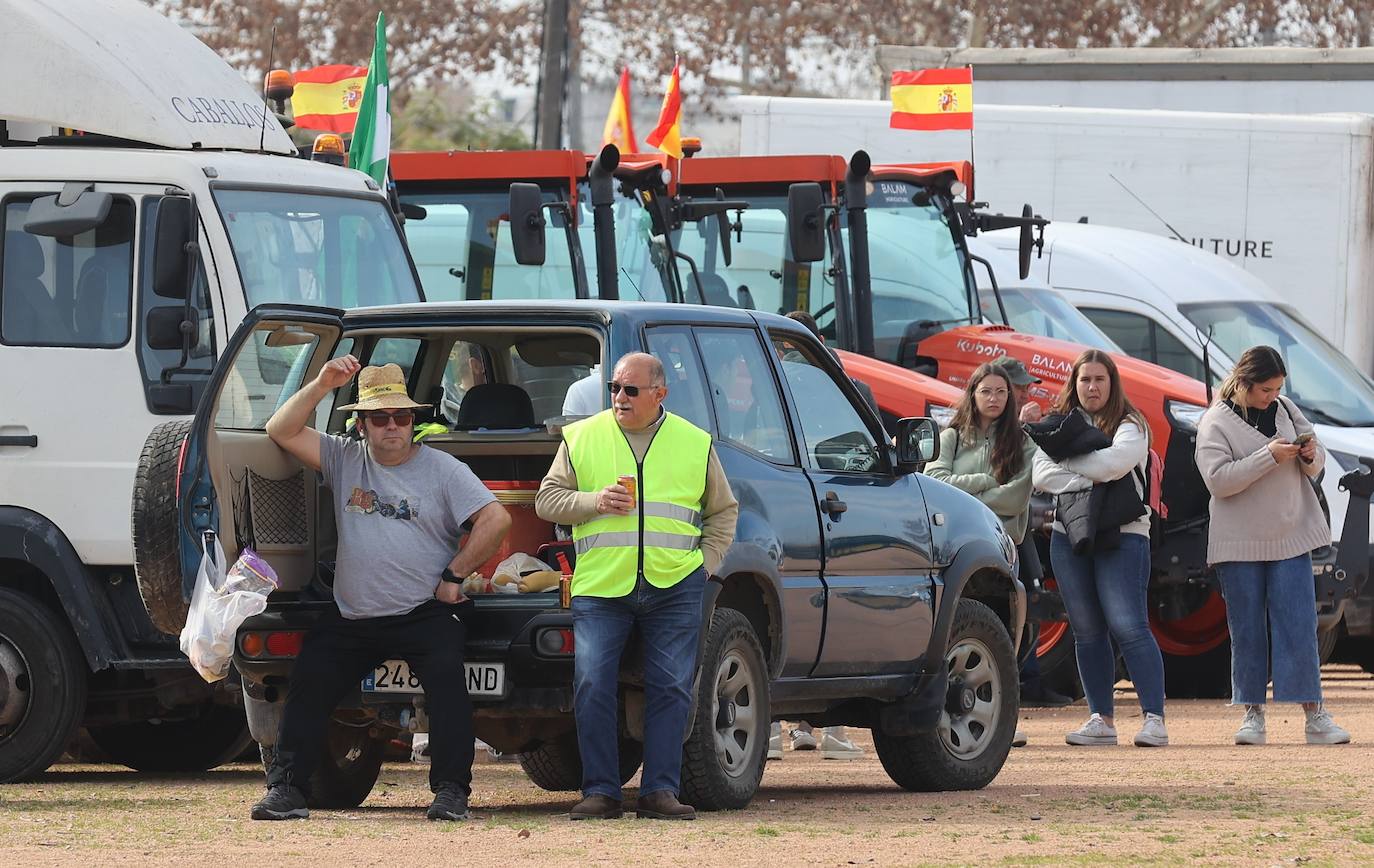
{"left": 602, "top": 67, "right": 639, "bottom": 154}
{"left": 290, "top": 64, "right": 368, "bottom": 133}
{"left": 348, "top": 12, "right": 391, "bottom": 186}
{"left": 890, "top": 68, "right": 974, "bottom": 131}
{"left": 644, "top": 59, "right": 682, "bottom": 158}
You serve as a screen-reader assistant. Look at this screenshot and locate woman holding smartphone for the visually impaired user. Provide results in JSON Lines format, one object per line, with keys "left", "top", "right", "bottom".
{"left": 1195, "top": 345, "right": 1349, "bottom": 745}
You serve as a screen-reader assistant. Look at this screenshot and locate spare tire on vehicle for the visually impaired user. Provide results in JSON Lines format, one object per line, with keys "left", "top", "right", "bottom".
{"left": 132, "top": 419, "right": 194, "bottom": 635}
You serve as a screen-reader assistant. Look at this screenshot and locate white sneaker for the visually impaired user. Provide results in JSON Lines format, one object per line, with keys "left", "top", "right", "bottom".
{"left": 1134, "top": 712, "right": 1169, "bottom": 747}
{"left": 1305, "top": 707, "right": 1351, "bottom": 745}
{"left": 767, "top": 722, "right": 782, "bottom": 760}
{"left": 1065, "top": 713, "right": 1117, "bottom": 746}
{"left": 1234, "top": 705, "right": 1266, "bottom": 746}
{"left": 790, "top": 727, "right": 818, "bottom": 751}
{"left": 411, "top": 733, "right": 431, "bottom": 763}
{"left": 819, "top": 727, "right": 864, "bottom": 760}
{"left": 1012, "top": 729, "right": 1028, "bottom": 748}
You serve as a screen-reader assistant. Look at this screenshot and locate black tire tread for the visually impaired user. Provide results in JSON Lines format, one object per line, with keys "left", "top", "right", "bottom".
{"left": 131, "top": 419, "right": 194, "bottom": 635}
{"left": 518, "top": 730, "right": 644, "bottom": 792}
{"left": 0, "top": 588, "right": 87, "bottom": 782}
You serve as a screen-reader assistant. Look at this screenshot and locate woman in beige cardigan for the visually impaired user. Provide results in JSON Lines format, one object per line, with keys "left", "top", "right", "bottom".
{"left": 1195, "top": 345, "right": 1349, "bottom": 745}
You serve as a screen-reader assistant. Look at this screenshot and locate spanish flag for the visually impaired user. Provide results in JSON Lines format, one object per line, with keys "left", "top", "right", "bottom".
{"left": 644, "top": 59, "right": 682, "bottom": 159}
{"left": 890, "top": 68, "right": 973, "bottom": 132}
{"left": 291, "top": 64, "right": 369, "bottom": 133}
{"left": 602, "top": 67, "right": 639, "bottom": 154}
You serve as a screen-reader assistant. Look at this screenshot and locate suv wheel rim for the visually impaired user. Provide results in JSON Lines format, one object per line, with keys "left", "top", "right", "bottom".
{"left": 0, "top": 635, "right": 31, "bottom": 737}
{"left": 939, "top": 635, "right": 1000, "bottom": 761}
{"left": 712, "top": 649, "right": 758, "bottom": 776}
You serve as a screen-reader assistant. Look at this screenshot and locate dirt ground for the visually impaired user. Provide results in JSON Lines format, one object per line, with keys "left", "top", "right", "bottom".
{"left": 4, "top": 665, "right": 1374, "bottom": 867}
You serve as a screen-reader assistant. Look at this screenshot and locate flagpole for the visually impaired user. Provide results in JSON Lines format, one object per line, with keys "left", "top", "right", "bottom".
{"left": 966, "top": 64, "right": 974, "bottom": 202}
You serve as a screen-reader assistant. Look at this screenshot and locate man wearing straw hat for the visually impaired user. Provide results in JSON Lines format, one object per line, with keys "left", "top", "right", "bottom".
{"left": 250, "top": 354, "right": 511, "bottom": 822}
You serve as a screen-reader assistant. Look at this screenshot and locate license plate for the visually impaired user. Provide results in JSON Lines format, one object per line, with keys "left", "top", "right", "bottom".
{"left": 361, "top": 660, "right": 506, "bottom": 697}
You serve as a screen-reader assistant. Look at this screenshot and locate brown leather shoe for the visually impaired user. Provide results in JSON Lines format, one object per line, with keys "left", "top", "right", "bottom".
{"left": 634, "top": 790, "right": 696, "bottom": 820}
{"left": 569, "top": 793, "right": 623, "bottom": 820}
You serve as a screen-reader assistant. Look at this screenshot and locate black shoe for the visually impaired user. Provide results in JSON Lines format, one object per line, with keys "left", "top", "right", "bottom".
{"left": 570, "top": 794, "right": 624, "bottom": 820}
{"left": 1021, "top": 683, "right": 1075, "bottom": 708}
{"left": 427, "top": 785, "right": 470, "bottom": 821}
{"left": 635, "top": 790, "right": 696, "bottom": 820}
{"left": 250, "top": 784, "right": 309, "bottom": 821}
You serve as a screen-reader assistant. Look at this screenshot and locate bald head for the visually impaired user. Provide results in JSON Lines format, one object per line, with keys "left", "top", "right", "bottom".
{"left": 615, "top": 352, "right": 665, "bottom": 387}
{"left": 610, "top": 352, "right": 668, "bottom": 431}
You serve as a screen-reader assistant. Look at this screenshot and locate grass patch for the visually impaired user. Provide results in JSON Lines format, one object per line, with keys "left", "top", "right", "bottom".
{"left": 754, "top": 826, "right": 780, "bottom": 837}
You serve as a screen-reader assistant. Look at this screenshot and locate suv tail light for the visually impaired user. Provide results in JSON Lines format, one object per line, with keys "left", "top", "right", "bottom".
{"left": 239, "top": 630, "right": 305, "bottom": 658}
{"left": 535, "top": 627, "right": 575, "bottom": 656}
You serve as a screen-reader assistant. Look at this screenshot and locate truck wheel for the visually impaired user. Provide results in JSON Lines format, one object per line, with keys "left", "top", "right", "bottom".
{"left": 1317, "top": 623, "right": 1340, "bottom": 665}
{"left": 86, "top": 703, "right": 253, "bottom": 772}
{"left": 1032, "top": 618, "right": 1086, "bottom": 701}
{"left": 517, "top": 730, "right": 644, "bottom": 792}
{"left": 132, "top": 419, "right": 194, "bottom": 635}
{"left": 306, "top": 720, "right": 388, "bottom": 809}
{"left": 874, "top": 598, "right": 1017, "bottom": 792}
{"left": 680, "top": 607, "right": 769, "bottom": 811}
{"left": 1162, "top": 640, "right": 1232, "bottom": 699}
{"left": 0, "top": 588, "right": 87, "bottom": 782}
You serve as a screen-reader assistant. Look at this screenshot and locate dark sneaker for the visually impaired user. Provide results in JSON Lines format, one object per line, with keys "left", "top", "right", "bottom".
{"left": 569, "top": 794, "right": 623, "bottom": 820}
{"left": 427, "top": 785, "right": 470, "bottom": 821}
{"left": 250, "top": 784, "right": 309, "bottom": 821}
{"left": 635, "top": 790, "right": 696, "bottom": 820}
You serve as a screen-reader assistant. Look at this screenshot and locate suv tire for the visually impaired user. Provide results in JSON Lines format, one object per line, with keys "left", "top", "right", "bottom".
{"left": 680, "top": 607, "right": 769, "bottom": 811}
{"left": 517, "top": 730, "right": 643, "bottom": 792}
{"left": 87, "top": 702, "right": 252, "bottom": 772}
{"left": 261, "top": 721, "right": 389, "bottom": 809}
{"left": 874, "top": 598, "right": 1016, "bottom": 792}
{"left": 0, "top": 588, "right": 87, "bottom": 782}
{"left": 132, "top": 419, "right": 194, "bottom": 635}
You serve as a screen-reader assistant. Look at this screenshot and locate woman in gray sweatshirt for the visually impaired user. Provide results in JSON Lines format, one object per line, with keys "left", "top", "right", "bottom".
{"left": 1195, "top": 345, "right": 1349, "bottom": 746}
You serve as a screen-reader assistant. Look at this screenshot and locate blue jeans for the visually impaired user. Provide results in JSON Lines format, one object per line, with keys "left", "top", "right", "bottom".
{"left": 571, "top": 567, "right": 706, "bottom": 800}
{"left": 1050, "top": 532, "right": 1165, "bottom": 717}
{"left": 1216, "top": 554, "right": 1322, "bottom": 705}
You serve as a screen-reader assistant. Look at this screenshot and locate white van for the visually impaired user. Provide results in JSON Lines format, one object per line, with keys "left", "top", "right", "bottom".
{"left": 984, "top": 222, "right": 1374, "bottom": 638}
{"left": 0, "top": 0, "right": 421, "bottom": 781}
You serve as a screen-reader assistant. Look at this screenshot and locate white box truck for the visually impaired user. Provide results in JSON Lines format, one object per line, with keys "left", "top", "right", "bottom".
{"left": 0, "top": 0, "right": 422, "bottom": 781}
{"left": 736, "top": 96, "right": 1374, "bottom": 377}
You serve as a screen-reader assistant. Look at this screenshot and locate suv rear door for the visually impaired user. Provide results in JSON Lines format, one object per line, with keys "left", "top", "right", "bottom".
{"left": 176, "top": 305, "right": 343, "bottom": 599}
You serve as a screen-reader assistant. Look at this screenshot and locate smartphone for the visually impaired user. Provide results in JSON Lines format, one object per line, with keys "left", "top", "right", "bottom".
{"left": 1294, "top": 432, "right": 1314, "bottom": 446}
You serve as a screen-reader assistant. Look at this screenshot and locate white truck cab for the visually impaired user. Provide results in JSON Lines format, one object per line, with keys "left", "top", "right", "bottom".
{"left": 985, "top": 222, "right": 1374, "bottom": 638}
{"left": 0, "top": 0, "right": 421, "bottom": 781}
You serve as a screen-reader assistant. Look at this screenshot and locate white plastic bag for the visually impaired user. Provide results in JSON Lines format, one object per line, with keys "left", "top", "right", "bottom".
{"left": 180, "top": 538, "right": 277, "bottom": 682}
{"left": 491, "top": 552, "right": 555, "bottom": 585}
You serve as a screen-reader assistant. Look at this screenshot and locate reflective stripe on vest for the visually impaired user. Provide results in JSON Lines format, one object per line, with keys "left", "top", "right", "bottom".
{"left": 564, "top": 409, "right": 710, "bottom": 598}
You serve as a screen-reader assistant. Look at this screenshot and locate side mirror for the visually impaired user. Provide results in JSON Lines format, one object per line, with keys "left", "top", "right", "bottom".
{"left": 1018, "top": 203, "right": 1034, "bottom": 280}
{"left": 508, "top": 183, "right": 547, "bottom": 266}
{"left": 23, "top": 183, "right": 113, "bottom": 238}
{"left": 153, "top": 197, "right": 193, "bottom": 299}
{"left": 399, "top": 202, "right": 428, "bottom": 221}
{"left": 786, "top": 182, "right": 826, "bottom": 264}
{"left": 145, "top": 305, "right": 188, "bottom": 350}
{"left": 714, "top": 187, "right": 734, "bottom": 267}
{"left": 896, "top": 416, "right": 940, "bottom": 469}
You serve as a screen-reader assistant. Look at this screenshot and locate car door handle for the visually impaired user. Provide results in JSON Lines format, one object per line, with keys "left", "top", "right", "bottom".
{"left": 0, "top": 435, "right": 37, "bottom": 447}
{"left": 821, "top": 491, "right": 847, "bottom": 515}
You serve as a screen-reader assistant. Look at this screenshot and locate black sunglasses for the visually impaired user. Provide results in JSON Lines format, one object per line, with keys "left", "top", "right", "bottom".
{"left": 607, "top": 382, "right": 649, "bottom": 398}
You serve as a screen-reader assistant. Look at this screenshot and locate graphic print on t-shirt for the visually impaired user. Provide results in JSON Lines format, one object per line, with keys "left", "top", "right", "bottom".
{"left": 345, "top": 487, "right": 420, "bottom": 521}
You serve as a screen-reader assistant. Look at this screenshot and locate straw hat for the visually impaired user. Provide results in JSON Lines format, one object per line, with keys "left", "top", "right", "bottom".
{"left": 338, "top": 363, "right": 430, "bottom": 411}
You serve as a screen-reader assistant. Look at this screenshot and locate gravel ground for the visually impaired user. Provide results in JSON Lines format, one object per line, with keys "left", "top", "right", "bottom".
{"left": 3, "top": 665, "right": 1373, "bottom": 866}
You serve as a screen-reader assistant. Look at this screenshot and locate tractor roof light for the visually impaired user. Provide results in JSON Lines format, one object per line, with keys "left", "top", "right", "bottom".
{"left": 264, "top": 69, "right": 294, "bottom": 112}
{"left": 681, "top": 137, "right": 703, "bottom": 157}
{"left": 312, "top": 133, "right": 346, "bottom": 165}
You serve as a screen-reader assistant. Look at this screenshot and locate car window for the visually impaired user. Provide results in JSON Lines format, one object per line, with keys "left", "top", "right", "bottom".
{"left": 2, "top": 195, "right": 135, "bottom": 347}
{"left": 1081, "top": 307, "right": 1206, "bottom": 381}
{"left": 645, "top": 325, "right": 713, "bottom": 431}
{"left": 772, "top": 334, "right": 882, "bottom": 472}
{"left": 695, "top": 326, "right": 794, "bottom": 464}
{"left": 216, "top": 328, "right": 321, "bottom": 430}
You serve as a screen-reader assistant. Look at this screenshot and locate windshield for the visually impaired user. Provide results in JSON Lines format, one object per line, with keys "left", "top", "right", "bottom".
{"left": 850, "top": 181, "right": 974, "bottom": 363}
{"left": 400, "top": 187, "right": 579, "bottom": 301}
{"left": 214, "top": 189, "right": 420, "bottom": 308}
{"left": 1181, "top": 301, "right": 1374, "bottom": 427}
{"left": 577, "top": 182, "right": 675, "bottom": 302}
{"left": 981, "top": 287, "right": 1121, "bottom": 351}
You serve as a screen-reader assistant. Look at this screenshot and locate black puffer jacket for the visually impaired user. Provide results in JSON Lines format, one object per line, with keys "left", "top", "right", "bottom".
{"left": 1026, "top": 410, "right": 1144, "bottom": 554}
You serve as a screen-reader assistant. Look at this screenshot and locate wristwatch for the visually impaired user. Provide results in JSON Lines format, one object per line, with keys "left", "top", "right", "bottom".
{"left": 440, "top": 567, "right": 463, "bottom": 585}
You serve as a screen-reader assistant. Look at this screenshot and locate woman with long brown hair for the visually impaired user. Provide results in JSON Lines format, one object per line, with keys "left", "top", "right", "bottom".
{"left": 926, "top": 362, "right": 1037, "bottom": 544}
{"left": 1195, "top": 345, "right": 1348, "bottom": 745}
{"left": 1031, "top": 349, "right": 1167, "bottom": 747}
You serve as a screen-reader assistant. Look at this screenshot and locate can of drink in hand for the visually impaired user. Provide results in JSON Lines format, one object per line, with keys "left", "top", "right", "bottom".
{"left": 559, "top": 574, "right": 572, "bottom": 609}
{"left": 618, "top": 474, "right": 637, "bottom": 508}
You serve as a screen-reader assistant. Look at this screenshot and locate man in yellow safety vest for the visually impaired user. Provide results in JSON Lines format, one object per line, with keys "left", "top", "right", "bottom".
{"left": 537, "top": 352, "right": 737, "bottom": 821}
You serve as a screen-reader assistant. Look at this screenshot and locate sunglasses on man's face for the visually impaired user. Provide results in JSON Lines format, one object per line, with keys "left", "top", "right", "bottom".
{"left": 363, "top": 410, "right": 414, "bottom": 427}
{"left": 607, "top": 382, "right": 651, "bottom": 398}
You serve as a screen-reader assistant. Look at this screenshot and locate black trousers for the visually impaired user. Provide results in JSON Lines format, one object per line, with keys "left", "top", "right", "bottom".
{"left": 267, "top": 600, "right": 474, "bottom": 796}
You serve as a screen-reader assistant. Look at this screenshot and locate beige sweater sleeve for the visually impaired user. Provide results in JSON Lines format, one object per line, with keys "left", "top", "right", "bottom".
{"left": 1195, "top": 418, "right": 1279, "bottom": 499}
{"left": 535, "top": 441, "right": 600, "bottom": 525}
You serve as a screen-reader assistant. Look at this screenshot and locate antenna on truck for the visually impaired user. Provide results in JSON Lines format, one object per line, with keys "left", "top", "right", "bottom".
{"left": 1108, "top": 173, "right": 1187, "bottom": 243}
{"left": 259, "top": 25, "right": 278, "bottom": 154}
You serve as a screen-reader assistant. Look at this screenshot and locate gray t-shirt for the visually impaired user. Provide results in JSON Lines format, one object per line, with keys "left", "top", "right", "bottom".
{"left": 320, "top": 434, "right": 496, "bottom": 619}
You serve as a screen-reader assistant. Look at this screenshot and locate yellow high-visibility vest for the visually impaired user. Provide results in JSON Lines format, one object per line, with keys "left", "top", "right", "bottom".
{"left": 564, "top": 410, "right": 710, "bottom": 598}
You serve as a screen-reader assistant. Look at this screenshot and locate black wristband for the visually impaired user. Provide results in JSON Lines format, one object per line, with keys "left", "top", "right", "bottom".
{"left": 440, "top": 567, "right": 462, "bottom": 585}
